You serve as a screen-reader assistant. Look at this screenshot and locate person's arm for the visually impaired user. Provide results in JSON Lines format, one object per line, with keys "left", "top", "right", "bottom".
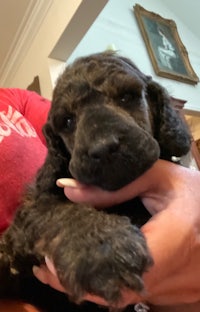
{"left": 0, "top": 88, "right": 51, "bottom": 144}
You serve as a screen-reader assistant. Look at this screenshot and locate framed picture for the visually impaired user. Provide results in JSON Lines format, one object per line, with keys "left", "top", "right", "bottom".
{"left": 134, "top": 4, "right": 199, "bottom": 85}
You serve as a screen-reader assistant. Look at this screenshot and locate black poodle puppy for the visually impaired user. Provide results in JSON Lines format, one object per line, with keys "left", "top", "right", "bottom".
{"left": 0, "top": 52, "right": 191, "bottom": 311}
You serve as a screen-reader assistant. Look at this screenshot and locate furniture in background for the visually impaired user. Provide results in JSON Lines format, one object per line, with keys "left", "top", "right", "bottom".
{"left": 171, "top": 96, "right": 200, "bottom": 170}
{"left": 27, "top": 76, "right": 41, "bottom": 95}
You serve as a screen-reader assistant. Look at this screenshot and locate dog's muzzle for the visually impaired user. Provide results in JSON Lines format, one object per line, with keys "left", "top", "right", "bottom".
{"left": 69, "top": 106, "right": 160, "bottom": 190}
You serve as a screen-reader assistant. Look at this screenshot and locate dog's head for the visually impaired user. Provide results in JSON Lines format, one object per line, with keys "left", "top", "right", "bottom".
{"left": 44, "top": 52, "right": 191, "bottom": 191}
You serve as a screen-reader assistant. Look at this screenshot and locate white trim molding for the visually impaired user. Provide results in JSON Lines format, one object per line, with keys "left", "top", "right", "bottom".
{"left": 0, "top": 0, "right": 53, "bottom": 86}
{"left": 49, "top": 0, "right": 108, "bottom": 62}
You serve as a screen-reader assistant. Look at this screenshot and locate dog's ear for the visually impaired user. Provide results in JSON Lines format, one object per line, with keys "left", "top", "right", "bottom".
{"left": 42, "top": 121, "right": 71, "bottom": 173}
{"left": 35, "top": 122, "right": 72, "bottom": 196}
{"left": 118, "top": 55, "right": 151, "bottom": 83}
{"left": 42, "top": 122, "right": 68, "bottom": 156}
{"left": 146, "top": 80, "right": 191, "bottom": 160}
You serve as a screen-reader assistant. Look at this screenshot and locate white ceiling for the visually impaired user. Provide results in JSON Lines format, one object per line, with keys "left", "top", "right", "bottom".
{"left": 0, "top": 0, "right": 200, "bottom": 76}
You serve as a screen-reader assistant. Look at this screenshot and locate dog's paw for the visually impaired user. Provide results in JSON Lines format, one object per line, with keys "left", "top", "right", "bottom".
{"left": 36, "top": 203, "right": 153, "bottom": 306}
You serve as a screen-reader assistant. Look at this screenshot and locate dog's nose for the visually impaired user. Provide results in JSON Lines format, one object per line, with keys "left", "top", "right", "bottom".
{"left": 88, "top": 135, "right": 119, "bottom": 160}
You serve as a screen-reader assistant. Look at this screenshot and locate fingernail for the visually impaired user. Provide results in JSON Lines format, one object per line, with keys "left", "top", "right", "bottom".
{"left": 56, "top": 178, "right": 78, "bottom": 188}
{"left": 33, "top": 265, "right": 48, "bottom": 285}
{"left": 45, "top": 256, "right": 57, "bottom": 276}
{"left": 33, "top": 265, "right": 39, "bottom": 275}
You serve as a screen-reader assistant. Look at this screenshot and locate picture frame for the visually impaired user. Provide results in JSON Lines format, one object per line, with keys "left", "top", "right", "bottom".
{"left": 134, "top": 4, "right": 199, "bottom": 85}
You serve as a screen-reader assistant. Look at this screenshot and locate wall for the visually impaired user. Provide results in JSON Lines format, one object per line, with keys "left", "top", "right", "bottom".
{"left": 5, "top": 0, "right": 200, "bottom": 113}
{"left": 65, "top": 0, "right": 200, "bottom": 113}
{"left": 5, "top": 0, "right": 83, "bottom": 99}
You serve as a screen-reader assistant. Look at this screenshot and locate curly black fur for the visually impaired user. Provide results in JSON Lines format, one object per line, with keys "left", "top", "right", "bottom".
{"left": 0, "top": 52, "right": 191, "bottom": 311}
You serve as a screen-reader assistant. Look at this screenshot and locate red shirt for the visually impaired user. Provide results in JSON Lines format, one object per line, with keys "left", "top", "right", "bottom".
{"left": 0, "top": 88, "right": 50, "bottom": 233}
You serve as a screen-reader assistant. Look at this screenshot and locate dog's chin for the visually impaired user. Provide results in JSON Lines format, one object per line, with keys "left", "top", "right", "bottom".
{"left": 69, "top": 153, "right": 159, "bottom": 191}
{"left": 91, "top": 177, "right": 138, "bottom": 191}
{"left": 72, "top": 169, "right": 144, "bottom": 191}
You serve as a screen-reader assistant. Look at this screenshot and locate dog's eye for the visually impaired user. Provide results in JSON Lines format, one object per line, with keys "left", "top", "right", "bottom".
{"left": 119, "top": 93, "right": 138, "bottom": 104}
{"left": 66, "top": 116, "right": 75, "bottom": 131}
{"left": 54, "top": 114, "right": 75, "bottom": 132}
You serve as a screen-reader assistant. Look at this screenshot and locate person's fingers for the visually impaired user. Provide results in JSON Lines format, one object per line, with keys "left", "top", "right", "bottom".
{"left": 33, "top": 265, "right": 49, "bottom": 285}
{"left": 56, "top": 178, "right": 94, "bottom": 202}
{"left": 45, "top": 256, "right": 57, "bottom": 276}
{"left": 46, "top": 259, "right": 143, "bottom": 307}
{"left": 56, "top": 178, "right": 84, "bottom": 189}
{"left": 56, "top": 169, "right": 150, "bottom": 208}
{"left": 0, "top": 300, "right": 41, "bottom": 312}
{"left": 33, "top": 264, "right": 65, "bottom": 293}
{"left": 56, "top": 178, "right": 111, "bottom": 207}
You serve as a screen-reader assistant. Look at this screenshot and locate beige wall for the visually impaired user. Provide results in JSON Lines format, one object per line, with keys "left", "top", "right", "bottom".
{"left": 7, "top": 0, "right": 82, "bottom": 99}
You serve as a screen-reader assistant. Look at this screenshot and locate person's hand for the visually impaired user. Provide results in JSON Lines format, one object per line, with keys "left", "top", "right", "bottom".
{"left": 0, "top": 300, "right": 42, "bottom": 312}
{"left": 33, "top": 257, "right": 65, "bottom": 294}
{"left": 138, "top": 206, "right": 200, "bottom": 305}
{"left": 33, "top": 257, "right": 135, "bottom": 308}
{"left": 33, "top": 203, "right": 200, "bottom": 307}
{"left": 33, "top": 160, "right": 200, "bottom": 306}
{"left": 55, "top": 164, "right": 153, "bottom": 211}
